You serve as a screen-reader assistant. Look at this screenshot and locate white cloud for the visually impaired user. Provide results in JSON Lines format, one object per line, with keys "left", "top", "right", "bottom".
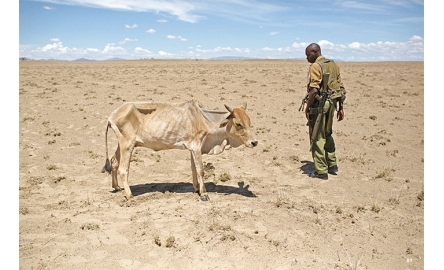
{"left": 287, "top": 36, "right": 423, "bottom": 61}
{"left": 410, "top": 35, "right": 423, "bottom": 42}
{"left": 167, "top": 35, "right": 187, "bottom": 41}
{"left": 235, "top": 47, "right": 250, "bottom": 53}
{"left": 291, "top": 42, "right": 310, "bottom": 49}
{"left": 318, "top": 40, "right": 335, "bottom": 49}
{"left": 125, "top": 24, "right": 138, "bottom": 29}
{"left": 102, "top": 43, "right": 126, "bottom": 54}
{"left": 349, "top": 42, "right": 361, "bottom": 49}
{"left": 86, "top": 48, "right": 100, "bottom": 53}
{"left": 394, "top": 17, "right": 424, "bottom": 23}
{"left": 43, "top": 6, "right": 53, "bottom": 10}
{"left": 158, "top": 50, "right": 174, "bottom": 56}
{"left": 134, "top": 47, "right": 152, "bottom": 54}
{"left": 20, "top": 38, "right": 131, "bottom": 60}
{"left": 336, "top": 1, "right": 385, "bottom": 12}
{"left": 214, "top": 46, "right": 233, "bottom": 52}
{"left": 20, "top": 35, "right": 424, "bottom": 61}
{"left": 30, "top": 0, "right": 291, "bottom": 24}
{"left": 276, "top": 47, "right": 292, "bottom": 53}
{"left": 119, "top": 38, "right": 138, "bottom": 44}
{"left": 269, "top": 32, "right": 278, "bottom": 36}
{"left": 336, "top": 36, "right": 424, "bottom": 60}
{"left": 146, "top": 28, "right": 156, "bottom": 34}
{"left": 40, "top": 0, "right": 203, "bottom": 23}
{"left": 41, "top": 39, "right": 66, "bottom": 52}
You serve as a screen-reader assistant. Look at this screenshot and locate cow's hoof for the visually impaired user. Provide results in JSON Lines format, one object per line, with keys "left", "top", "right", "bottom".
{"left": 200, "top": 195, "right": 210, "bottom": 201}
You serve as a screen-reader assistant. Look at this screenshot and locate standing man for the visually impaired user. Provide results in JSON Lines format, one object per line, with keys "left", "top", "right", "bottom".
{"left": 303, "top": 43, "right": 346, "bottom": 180}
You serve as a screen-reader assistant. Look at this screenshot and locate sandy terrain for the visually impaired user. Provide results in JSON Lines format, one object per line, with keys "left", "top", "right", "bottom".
{"left": 19, "top": 59, "right": 424, "bottom": 269}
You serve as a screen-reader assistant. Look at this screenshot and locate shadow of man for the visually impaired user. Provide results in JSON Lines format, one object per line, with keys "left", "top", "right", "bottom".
{"left": 300, "top": 160, "right": 315, "bottom": 175}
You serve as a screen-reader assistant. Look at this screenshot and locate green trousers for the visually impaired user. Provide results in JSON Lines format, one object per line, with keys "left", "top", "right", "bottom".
{"left": 307, "top": 100, "right": 337, "bottom": 174}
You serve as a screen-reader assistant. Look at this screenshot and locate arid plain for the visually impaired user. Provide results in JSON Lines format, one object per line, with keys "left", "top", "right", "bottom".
{"left": 19, "top": 59, "right": 424, "bottom": 269}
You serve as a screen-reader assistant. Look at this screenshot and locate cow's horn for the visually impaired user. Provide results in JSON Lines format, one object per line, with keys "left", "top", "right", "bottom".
{"left": 224, "top": 104, "right": 234, "bottom": 113}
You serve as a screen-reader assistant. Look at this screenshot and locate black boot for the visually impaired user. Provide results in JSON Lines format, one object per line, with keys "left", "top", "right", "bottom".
{"left": 309, "top": 171, "right": 328, "bottom": 180}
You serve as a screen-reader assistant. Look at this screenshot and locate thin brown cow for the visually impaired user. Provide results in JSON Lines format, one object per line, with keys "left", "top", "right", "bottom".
{"left": 102, "top": 100, "right": 258, "bottom": 201}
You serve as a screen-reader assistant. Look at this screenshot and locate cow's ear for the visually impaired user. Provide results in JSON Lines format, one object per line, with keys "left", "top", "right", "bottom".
{"left": 219, "top": 119, "right": 229, "bottom": 128}
{"left": 224, "top": 104, "right": 234, "bottom": 113}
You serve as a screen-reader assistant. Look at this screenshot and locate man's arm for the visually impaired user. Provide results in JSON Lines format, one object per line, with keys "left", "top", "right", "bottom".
{"left": 304, "top": 87, "right": 319, "bottom": 120}
{"left": 305, "top": 64, "right": 322, "bottom": 120}
{"left": 337, "top": 101, "right": 344, "bottom": 121}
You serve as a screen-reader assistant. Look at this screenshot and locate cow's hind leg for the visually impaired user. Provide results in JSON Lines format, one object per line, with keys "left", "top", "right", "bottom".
{"left": 111, "top": 145, "right": 121, "bottom": 191}
{"left": 118, "top": 141, "right": 135, "bottom": 200}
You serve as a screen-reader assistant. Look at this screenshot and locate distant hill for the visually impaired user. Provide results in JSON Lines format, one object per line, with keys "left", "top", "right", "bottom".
{"left": 105, "top": 57, "right": 126, "bottom": 61}
{"left": 208, "top": 56, "right": 256, "bottom": 60}
{"left": 72, "top": 58, "right": 96, "bottom": 62}
{"left": 19, "top": 57, "right": 127, "bottom": 62}
{"left": 208, "top": 56, "right": 309, "bottom": 60}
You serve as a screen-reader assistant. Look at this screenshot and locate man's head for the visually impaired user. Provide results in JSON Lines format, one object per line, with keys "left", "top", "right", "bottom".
{"left": 305, "top": 43, "right": 321, "bottom": 63}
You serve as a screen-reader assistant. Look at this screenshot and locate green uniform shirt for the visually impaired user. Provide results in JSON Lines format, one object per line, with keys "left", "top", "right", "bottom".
{"left": 307, "top": 56, "right": 343, "bottom": 90}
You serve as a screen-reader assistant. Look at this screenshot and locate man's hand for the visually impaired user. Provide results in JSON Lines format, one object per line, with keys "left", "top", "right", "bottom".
{"left": 337, "top": 108, "right": 344, "bottom": 121}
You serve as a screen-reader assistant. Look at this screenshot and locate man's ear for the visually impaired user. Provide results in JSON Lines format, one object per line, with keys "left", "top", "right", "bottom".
{"left": 219, "top": 119, "right": 229, "bottom": 128}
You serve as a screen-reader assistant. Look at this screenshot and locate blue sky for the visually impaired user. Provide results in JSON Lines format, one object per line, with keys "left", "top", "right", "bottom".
{"left": 19, "top": 0, "right": 424, "bottom": 61}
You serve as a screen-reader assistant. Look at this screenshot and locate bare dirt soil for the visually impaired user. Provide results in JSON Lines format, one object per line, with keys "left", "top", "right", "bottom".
{"left": 19, "top": 59, "right": 424, "bottom": 269}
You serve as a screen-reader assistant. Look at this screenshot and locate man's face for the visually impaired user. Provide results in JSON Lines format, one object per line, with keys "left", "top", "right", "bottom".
{"left": 305, "top": 47, "right": 317, "bottom": 64}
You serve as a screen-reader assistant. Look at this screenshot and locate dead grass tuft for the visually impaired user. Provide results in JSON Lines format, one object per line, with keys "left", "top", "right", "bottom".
{"left": 374, "top": 165, "right": 396, "bottom": 181}
{"left": 80, "top": 223, "right": 99, "bottom": 230}
{"left": 165, "top": 236, "right": 176, "bottom": 248}
{"left": 218, "top": 172, "right": 231, "bottom": 182}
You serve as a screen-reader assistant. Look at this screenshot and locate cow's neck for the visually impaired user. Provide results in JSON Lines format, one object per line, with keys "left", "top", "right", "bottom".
{"left": 201, "top": 125, "right": 244, "bottom": 155}
{"left": 201, "top": 127, "right": 228, "bottom": 155}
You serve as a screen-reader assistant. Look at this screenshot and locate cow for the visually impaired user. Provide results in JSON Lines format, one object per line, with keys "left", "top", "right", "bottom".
{"left": 101, "top": 100, "right": 258, "bottom": 201}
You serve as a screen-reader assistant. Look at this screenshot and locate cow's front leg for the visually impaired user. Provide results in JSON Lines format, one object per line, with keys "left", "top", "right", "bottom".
{"left": 190, "top": 151, "right": 199, "bottom": 194}
{"left": 190, "top": 150, "right": 209, "bottom": 201}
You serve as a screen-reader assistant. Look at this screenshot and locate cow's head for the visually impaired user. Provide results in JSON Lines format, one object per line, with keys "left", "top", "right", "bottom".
{"left": 221, "top": 103, "right": 258, "bottom": 148}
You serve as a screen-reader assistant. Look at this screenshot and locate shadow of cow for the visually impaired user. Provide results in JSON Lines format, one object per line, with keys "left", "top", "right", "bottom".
{"left": 124, "top": 181, "right": 256, "bottom": 198}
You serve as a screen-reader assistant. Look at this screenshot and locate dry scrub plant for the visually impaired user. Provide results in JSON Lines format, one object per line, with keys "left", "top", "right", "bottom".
{"left": 342, "top": 245, "right": 363, "bottom": 270}
{"left": 374, "top": 164, "right": 396, "bottom": 181}
{"left": 165, "top": 236, "right": 176, "bottom": 248}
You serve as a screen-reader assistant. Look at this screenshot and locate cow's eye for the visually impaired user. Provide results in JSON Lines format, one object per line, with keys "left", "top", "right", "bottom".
{"left": 236, "top": 123, "right": 243, "bottom": 128}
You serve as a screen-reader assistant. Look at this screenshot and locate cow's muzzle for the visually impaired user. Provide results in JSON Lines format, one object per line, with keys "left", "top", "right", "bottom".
{"left": 249, "top": 140, "right": 258, "bottom": 147}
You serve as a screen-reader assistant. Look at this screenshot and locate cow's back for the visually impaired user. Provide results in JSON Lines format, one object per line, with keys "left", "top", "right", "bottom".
{"left": 127, "top": 100, "right": 209, "bottom": 151}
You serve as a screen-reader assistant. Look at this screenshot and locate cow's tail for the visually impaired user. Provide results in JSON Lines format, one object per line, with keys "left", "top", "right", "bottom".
{"left": 101, "top": 122, "right": 112, "bottom": 174}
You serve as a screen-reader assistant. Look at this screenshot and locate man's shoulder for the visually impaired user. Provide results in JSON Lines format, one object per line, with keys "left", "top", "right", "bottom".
{"left": 316, "top": 56, "right": 326, "bottom": 62}
{"left": 309, "top": 61, "right": 322, "bottom": 70}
